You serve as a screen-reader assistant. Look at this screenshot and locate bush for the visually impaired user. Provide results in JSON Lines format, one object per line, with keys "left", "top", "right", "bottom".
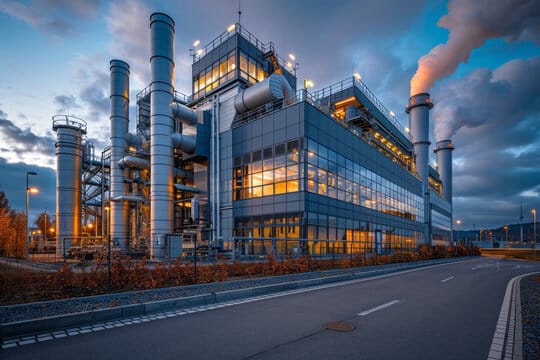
{"left": 0, "top": 244, "right": 478, "bottom": 305}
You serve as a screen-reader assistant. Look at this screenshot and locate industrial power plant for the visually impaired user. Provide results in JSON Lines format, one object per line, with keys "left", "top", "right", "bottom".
{"left": 52, "top": 12, "right": 453, "bottom": 261}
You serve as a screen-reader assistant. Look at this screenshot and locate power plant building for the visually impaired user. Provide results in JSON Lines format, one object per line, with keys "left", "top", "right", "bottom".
{"left": 53, "top": 13, "right": 453, "bottom": 260}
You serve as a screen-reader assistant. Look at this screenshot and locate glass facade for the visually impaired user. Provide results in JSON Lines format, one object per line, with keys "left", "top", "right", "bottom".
{"left": 432, "top": 209, "right": 451, "bottom": 232}
{"left": 193, "top": 51, "right": 236, "bottom": 100}
{"left": 231, "top": 134, "right": 424, "bottom": 255}
{"left": 233, "top": 139, "right": 304, "bottom": 200}
{"left": 305, "top": 139, "right": 423, "bottom": 222}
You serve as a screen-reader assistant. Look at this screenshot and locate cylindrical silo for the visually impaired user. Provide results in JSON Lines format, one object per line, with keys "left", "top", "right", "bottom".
{"left": 109, "top": 59, "right": 130, "bottom": 252}
{"left": 434, "top": 139, "right": 454, "bottom": 202}
{"left": 150, "top": 12, "right": 175, "bottom": 260}
{"left": 52, "top": 115, "right": 87, "bottom": 258}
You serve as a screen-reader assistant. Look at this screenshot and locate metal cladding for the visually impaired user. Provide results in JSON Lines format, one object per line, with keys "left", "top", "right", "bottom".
{"left": 52, "top": 115, "right": 86, "bottom": 258}
{"left": 109, "top": 59, "right": 130, "bottom": 252}
{"left": 405, "top": 93, "right": 433, "bottom": 186}
{"left": 434, "top": 140, "right": 455, "bottom": 202}
{"left": 234, "top": 73, "right": 293, "bottom": 113}
{"left": 150, "top": 12, "right": 175, "bottom": 260}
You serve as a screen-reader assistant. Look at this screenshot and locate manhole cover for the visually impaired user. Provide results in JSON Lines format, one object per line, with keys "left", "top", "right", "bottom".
{"left": 325, "top": 322, "right": 355, "bottom": 332}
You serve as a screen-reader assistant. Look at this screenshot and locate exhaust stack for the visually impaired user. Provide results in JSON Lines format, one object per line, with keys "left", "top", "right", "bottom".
{"left": 52, "top": 115, "right": 86, "bottom": 258}
{"left": 406, "top": 93, "right": 433, "bottom": 244}
{"left": 109, "top": 59, "right": 130, "bottom": 252}
{"left": 149, "top": 12, "right": 175, "bottom": 260}
{"left": 434, "top": 140, "right": 454, "bottom": 202}
{"left": 406, "top": 93, "right": 433, "bottom": 185}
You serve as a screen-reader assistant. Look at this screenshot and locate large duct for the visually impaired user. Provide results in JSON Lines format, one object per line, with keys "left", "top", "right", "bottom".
{"left": 52, "top": 115, "right": 86, "bottom": 258}
{"left": 234, "top": 73, "right": 293, "bottom": 114}
{"left": 150, "top": 13, "right": 175, "bottom": 260}
{"left": 109, "top": 59, "right": 130, "bottom": 252}
{"left": 170, "top": 101, "right": 197, "bottom": 126}
{"left": 434, "top": 140, "right": 454, "bottom": 202}
{"left": 119, "top": 155, "right": 192, "bottom": 180}
{"left": 171, "top": 132, "right": 196, "bottom": 153}
{"left": 406, "top": 93, "right": 433, "bottom": 244}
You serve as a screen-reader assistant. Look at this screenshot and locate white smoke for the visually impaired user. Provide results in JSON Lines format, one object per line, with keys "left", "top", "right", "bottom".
{"left": 433, "top": 57, "right": 540, "bottom": 141}
{"left": 410, "top": 0, "right": 540, "bottom": 96}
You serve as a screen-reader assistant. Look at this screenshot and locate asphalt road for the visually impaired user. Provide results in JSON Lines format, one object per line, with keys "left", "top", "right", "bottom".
{"left": 4, "top": 257, "right": 539, "bottom": 360}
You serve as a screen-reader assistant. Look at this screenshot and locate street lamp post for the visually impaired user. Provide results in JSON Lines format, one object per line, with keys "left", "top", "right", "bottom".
{"left": 25, "top": 171, "right": 38, "bottom": 260}
{"left": 503, "top": 225, "right": 508, "bottom": 244}
{"left": 532, "top": 209, "right": 536, "bottom": 259}
{"left": 455, "top": 219, "right": 462, "bottom": 245}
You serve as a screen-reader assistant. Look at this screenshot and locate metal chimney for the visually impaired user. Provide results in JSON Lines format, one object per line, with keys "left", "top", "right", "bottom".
{"left": 109, "top": 59, "right": 130, "bottom": 252}
{"left": 406, "top": 93, "right": 433, "bottom": 244}
{"left": 434, "top": 139, "right": 454, "bottom": 202}
{"left": 52, "top": 115, "right": 87, "bottom": 258}
{"left": 406, "top": 93, "right": 433, "bottom": 185}
{"left": 149, "top": 12, "right": 175, "bottom": 259}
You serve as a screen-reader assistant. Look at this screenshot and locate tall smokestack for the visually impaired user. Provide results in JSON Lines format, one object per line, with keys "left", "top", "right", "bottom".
{"left": 434, "top": 140, "right": 454, "bottom": 202}
{"left": 406, "top": 93, "right": 433, "bottom": 185}
{"left": 52, "top": 115, "right": 86, "bottom": 258}
{"left": 149, "top": 13, "right": 175, "bottom": 260}
{"left": 406, "top": 93, "right": 433, "bottom": 244}
{"left": 109, "top": 59, "right": 130, "bottom": 252}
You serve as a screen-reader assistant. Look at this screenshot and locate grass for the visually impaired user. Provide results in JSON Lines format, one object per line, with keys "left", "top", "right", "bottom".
{"left": 480, "top": 248, "right": 539, "bottom": 261}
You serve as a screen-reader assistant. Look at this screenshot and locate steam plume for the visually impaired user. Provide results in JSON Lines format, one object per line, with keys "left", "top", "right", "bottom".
{"left": 410, "top": 0, "right": 540, "bottom": 96}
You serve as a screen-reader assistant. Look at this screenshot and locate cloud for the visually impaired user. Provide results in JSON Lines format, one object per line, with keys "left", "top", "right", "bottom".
{"left": 106, "top": 0, "right": 150, "bottom": 86}
{"left": 432, "top": 57, "right": 540, "bottom": 227}
{"left": 433, "top": 57, "right": 540, "bottom": 141}
{"left": 54, "top": 95, "right": 81, "bottom": 113}
{"left": 410, "top": 0, "right": 540, "bottom": 95}
{"left": 0, "top": 0, "right": 101, "bottom": 35}
{"left": 0, "top": 157, "right": 56, "bottom": 219}
{"left": 0, "top": 110, "right": 55, "bottom": 160}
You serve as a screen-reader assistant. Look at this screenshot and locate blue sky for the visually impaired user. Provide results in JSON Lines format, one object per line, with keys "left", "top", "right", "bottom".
{"left": 0, "top": 0, "right": 539, "bottom": 231}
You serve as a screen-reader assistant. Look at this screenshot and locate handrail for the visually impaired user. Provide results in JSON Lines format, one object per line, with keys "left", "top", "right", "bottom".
{"left": 52, "top": 114, "right": 87, "bottom": 133}
{"left": 311, "top": 77, "right": 411, "bottom": 141}
{"left": 192, "top": 23, "right": 291, "bottom": 74}
{"left": 136, "top": 86, "right": 191, "bottom": 104}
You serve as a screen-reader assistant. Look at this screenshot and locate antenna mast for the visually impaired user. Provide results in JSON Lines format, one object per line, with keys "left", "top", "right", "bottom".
{"left": 238, "top": 0, "right": 242, "bottom": 25}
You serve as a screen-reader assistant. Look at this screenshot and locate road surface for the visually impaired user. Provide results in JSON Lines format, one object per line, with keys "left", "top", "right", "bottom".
{"left": 3, "top": 257, "right": 539, "bottom": 359}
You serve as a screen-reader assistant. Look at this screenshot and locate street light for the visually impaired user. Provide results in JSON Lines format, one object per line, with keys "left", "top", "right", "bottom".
{"left": 532, "top": 209, "right": 536, "bottom": 259}
{"left": 503, "top": 225, "right": 508, "bottom": 244}
{"left": 455, "top": 219, "right": 462, "bottom": 244}
{"left": 25, "top": 171, "right": 38, "bottom": 260}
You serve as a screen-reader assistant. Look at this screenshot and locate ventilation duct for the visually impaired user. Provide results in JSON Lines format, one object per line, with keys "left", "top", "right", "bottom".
{"left": 234, "top": 73, "right": 293, "bottom": 114}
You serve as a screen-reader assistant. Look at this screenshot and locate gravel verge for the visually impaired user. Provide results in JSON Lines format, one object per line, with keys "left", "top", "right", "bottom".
{"left": 521, "top": 274, "right": 540, "bottom": 360}
{"left": 1, "top": 258, "right": 463, "bottom": 325}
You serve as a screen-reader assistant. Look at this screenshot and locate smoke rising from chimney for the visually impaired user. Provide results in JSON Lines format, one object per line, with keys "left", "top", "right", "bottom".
{"left": 410, "top": 0, "right": 540, "bottom": 96}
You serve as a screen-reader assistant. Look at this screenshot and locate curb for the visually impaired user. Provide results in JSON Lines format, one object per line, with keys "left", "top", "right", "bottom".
{"left": 487, "top": 271, "right": 538, "bottom": 360}
{"left": 0, "top": 258, "right": 467, "bottom": 340}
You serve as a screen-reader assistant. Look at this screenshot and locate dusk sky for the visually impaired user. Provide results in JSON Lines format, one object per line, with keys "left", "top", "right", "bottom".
{"left": 0, "top": 0, "right": 539, "bottom": 230}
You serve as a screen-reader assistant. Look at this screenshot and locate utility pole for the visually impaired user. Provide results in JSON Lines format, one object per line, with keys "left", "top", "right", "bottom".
{"left": 520, "top": 203, "right": 524, "bottom": 243}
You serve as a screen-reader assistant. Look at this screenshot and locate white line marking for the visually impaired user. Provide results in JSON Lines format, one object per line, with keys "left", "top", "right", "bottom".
{"left": 441, "top": 276, "right": 455, "bottom": 283}
{"left": 357, "top": 300, "right": 400, "bottom": 316}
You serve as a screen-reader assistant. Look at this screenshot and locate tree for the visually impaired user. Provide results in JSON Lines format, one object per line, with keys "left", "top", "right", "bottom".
{"left": 35, "top": 211, "right": 54, "bottom": 240}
